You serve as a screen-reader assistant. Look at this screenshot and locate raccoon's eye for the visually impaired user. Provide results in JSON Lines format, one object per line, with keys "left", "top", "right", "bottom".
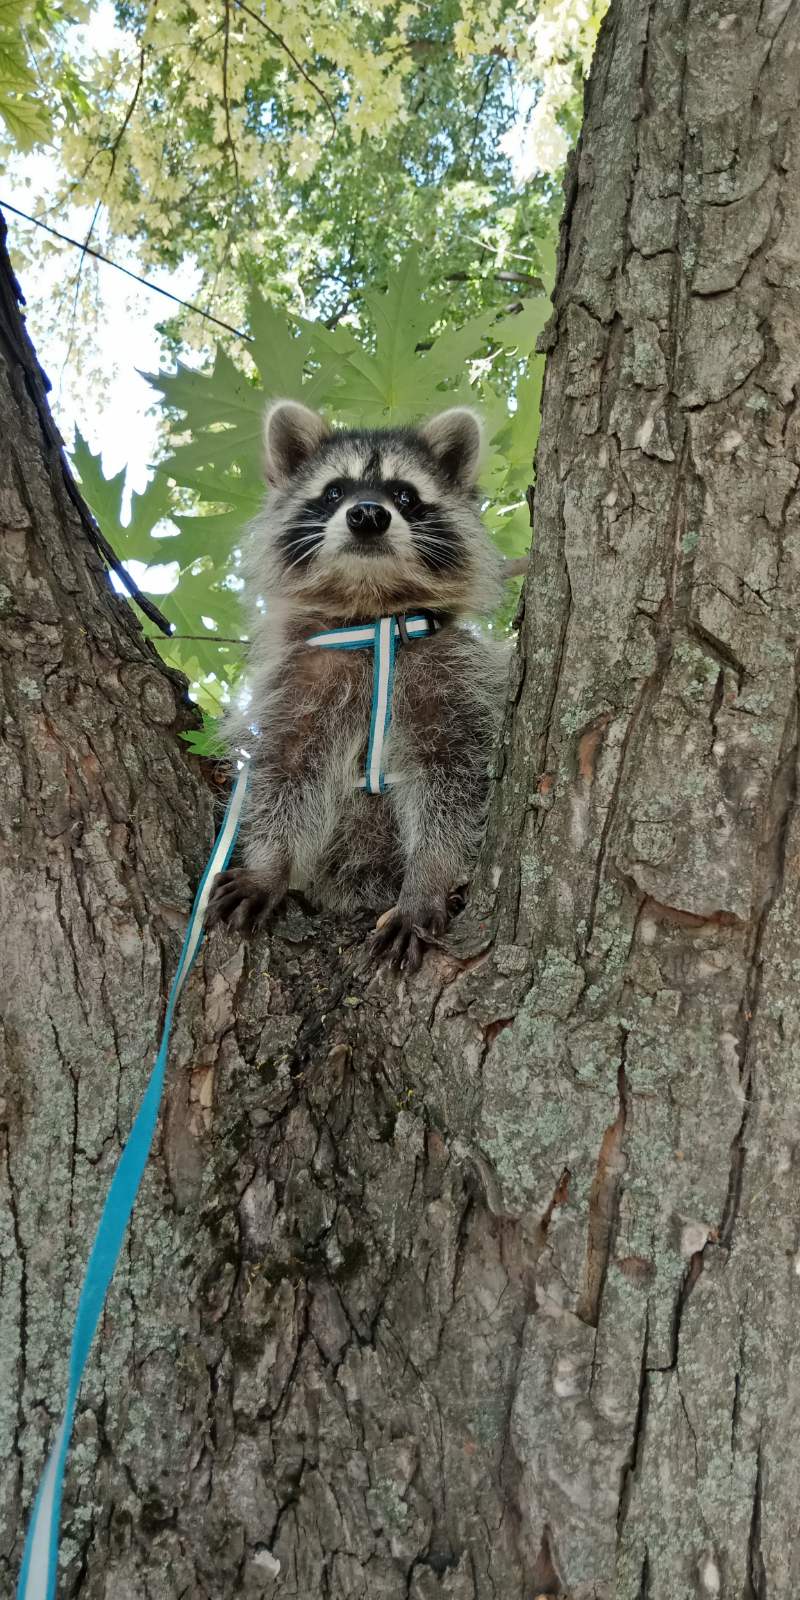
{"left": 392, "top": 484, "right": 418, "bottom": 513}
{"left": 324, "top": 483, "right": 344, "bottom": 504}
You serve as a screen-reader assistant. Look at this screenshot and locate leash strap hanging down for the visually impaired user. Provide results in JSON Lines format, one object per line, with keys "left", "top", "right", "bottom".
{"left": 307, "top": 612, "right": 438, "bottom": 794}
{"left": 17, "top": 762, "right": 250, "bottom": 1600}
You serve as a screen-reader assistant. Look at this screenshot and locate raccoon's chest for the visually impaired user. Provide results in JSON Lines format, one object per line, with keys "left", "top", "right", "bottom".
{"left": 327, "top": 652, "right": 426, "bottom": 794}
{"left": 273, "top": 637, "right": 457, "bottom": 804}
{"left": 286, "top": 646, "right": 422, "bottom": 791}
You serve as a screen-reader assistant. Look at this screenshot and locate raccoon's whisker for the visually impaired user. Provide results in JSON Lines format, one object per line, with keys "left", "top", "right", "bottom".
{"left": 416, "top": 536, "right": 459, "bottom": 549}
{"left": 409, "top": 521, "right": 460, "bottom": 540}
{"left": 281, "top": 528, "right": 325, "bottom": 555}
{"left": 413, "top": 533, "right": 461, "bottom": 554}
{"left": 284, "top": 530, "right": 324, "bottom": 548}
{"left": 284, "top": 531, "right": 324, "bottom": 550}
{"left": 284, "top": 544, "right": 324, "bottom": 573}
{"left": 285, "top": 552, "right": 321, "bottom": 569}
{"left": 411, "top": 530, "right": 464, "bottom": 572}
{"left": 283, "top": 545, "right": 323, "bottom": 568}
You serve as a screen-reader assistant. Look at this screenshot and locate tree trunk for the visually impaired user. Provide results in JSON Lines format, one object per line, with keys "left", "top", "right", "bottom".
{"left": 3, "top": 1, "right": 800, "bottom": 1595}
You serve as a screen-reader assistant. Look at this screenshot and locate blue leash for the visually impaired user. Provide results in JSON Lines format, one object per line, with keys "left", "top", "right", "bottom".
{"left": 17, "top": 762, "right": 250, "bottom": 1600}
{"left": 307, "top": 612, "right": 438, "bottom": 793}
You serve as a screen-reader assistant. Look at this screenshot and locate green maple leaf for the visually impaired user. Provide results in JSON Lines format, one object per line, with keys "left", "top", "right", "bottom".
{"left": 158, "top": 468, "right": 261, "bottom": 512}
{"left": 168, "top": 509, "right": 253, "bottom": 566}
{"left": 122, "top": 473, "right": 175, "bottom": 559}
{"left": 144, "top": 347, "right": 257, "bottom": 427}
{"left": 144, "top": 348, "right": 264, "bottom": 483}
{"left": 416, "top": 308, "right": 498, "bottom": 391}
{"left": 71, "top": 430, "right": 126, "bottom": 535}
{"left": 247, "top": 287, "right": 312, "bottom": 397}
{"left": 365, "top": 252, "right": 442, "bottom": 385}
{"left": 158, "top": 566, "right": 245, "bottom": 641}
{"left": 492, "top": 296, "right": 552, "bottom": 358}
{"left": 0, "top": 44, "right": 35, "bottom": 86}
{"left": 537, "top": 230, "right": 558, "bottom": 293}
{"left": 179, "top": 715, "right": 227, "bottom": 758}
{"left": 0, "top": 90, "right": 51, "bottom": 149}
{"left": 71, "top": 433, "right": 176, "bottom": 565}
{"left": 322, "top": 252, "right": 452, "bottom": 422}
{"left": 484, "top": 498, "right": 531, "bottom": 559}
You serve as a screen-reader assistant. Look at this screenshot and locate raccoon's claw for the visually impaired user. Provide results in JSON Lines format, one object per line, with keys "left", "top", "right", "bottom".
{"left": 369, "top": 901, "right": 448, "bottom": 975}
{"left": 206, "top": 868, "right": 285, "bottom": 933}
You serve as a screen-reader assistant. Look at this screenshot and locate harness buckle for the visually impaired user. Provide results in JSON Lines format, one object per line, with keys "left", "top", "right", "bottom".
{"left": 396, "top": 610, "right": 439, "bottom": 647}
{"left": 417, "top": 608, "right": 440, "bottom": 636}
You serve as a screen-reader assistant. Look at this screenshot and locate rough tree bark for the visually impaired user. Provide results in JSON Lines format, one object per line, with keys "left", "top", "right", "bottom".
{"left": 3, "top": 1, "right": 800, "bottom": 1595}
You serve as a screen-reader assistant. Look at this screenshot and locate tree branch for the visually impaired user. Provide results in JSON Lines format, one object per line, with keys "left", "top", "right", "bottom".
{"left": 501, "top": 555, "right": 530, "bottom": 578}
{"left": 468, "top": 58, "right": 499, "bottom": 170}
{"left": 233, "top": 0, "right": 338, "bottom": 135}
{"left": 0, "top": 211, "right": 174, "bottom": 635}
{"left": 222, "top": 0, "right": 242, "bottom": 198}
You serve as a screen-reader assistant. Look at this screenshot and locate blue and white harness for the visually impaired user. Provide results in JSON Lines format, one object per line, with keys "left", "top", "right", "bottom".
{"left": 307, "top": 610, "right": 440, "bottom": 793}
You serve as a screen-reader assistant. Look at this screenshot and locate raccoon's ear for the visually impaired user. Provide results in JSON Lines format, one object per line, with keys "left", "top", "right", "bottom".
{"left": 263, "top": 399, "right": 331, "bottom": 487}
{"left": 419, "top": 407, "right": 483, "bottom": 488}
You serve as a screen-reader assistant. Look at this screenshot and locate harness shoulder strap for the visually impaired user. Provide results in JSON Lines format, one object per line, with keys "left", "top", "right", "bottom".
{"left": 306, "top": 612, "right": 439, "bottom": 792}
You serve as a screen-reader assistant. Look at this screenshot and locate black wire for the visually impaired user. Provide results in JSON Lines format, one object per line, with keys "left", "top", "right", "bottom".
{"left": 0, "top": 198, "right": 252, "bottom": 341}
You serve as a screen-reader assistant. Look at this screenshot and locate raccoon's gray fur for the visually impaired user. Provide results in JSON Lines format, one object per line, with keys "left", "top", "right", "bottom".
{"left": 207, "top": 399, "right": 509, "bottom": 971}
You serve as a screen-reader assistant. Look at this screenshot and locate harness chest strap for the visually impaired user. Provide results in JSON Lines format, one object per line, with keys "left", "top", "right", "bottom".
{"left": 306, "top": 611, "right": 439, "bottom": 794}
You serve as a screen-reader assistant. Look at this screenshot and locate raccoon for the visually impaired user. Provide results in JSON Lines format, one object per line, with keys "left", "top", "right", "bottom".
{"left": 206, "top": 399, "right": 509, "bottom": 972}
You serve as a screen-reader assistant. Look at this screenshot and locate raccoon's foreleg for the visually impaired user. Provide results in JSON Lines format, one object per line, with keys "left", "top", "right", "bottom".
{"left": 371, "top": 756, "right": 488, "bottom": 973}
{"left": 206, "top": 762, "right": 305, "bottom": 932}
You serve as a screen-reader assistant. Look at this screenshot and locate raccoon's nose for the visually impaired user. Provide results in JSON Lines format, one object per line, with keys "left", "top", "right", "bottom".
{"left": 346, "top": 501, "right": 392, "bottom": 536}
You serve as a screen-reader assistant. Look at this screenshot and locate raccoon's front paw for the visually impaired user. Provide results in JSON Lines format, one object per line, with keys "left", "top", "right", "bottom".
{"left": 369, "top": 897, "right": 448, "bottom": 975}
{"left": 206, "top": 868, "right": 286, "bottom": 934}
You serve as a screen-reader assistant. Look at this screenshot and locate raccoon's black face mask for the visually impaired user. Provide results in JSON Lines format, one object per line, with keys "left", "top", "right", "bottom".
{"left": 264, "top": 403, "right": 474, "bottom": 571}
{"left": 255, "top": 400, "right": 503, "bottom": 617}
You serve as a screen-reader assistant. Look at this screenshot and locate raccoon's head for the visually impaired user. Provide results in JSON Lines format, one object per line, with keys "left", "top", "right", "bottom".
{"left": 251, "top": 400, "right": 503, "bottom": 620}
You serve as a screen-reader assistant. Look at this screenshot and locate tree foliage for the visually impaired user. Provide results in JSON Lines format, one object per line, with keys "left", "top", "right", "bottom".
{"left": 9, "top": 0, "right": 605, "bottom": 342}
{"left": 72, "top": 245, "right": 555, "bottom": 746}
{"left": 0, "top": 0, "right": 88, "bottom": 149}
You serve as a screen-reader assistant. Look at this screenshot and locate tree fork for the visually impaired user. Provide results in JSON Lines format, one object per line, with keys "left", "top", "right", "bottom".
{"left": 3, "top": 2, "right": 800, "bottom": 1597}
